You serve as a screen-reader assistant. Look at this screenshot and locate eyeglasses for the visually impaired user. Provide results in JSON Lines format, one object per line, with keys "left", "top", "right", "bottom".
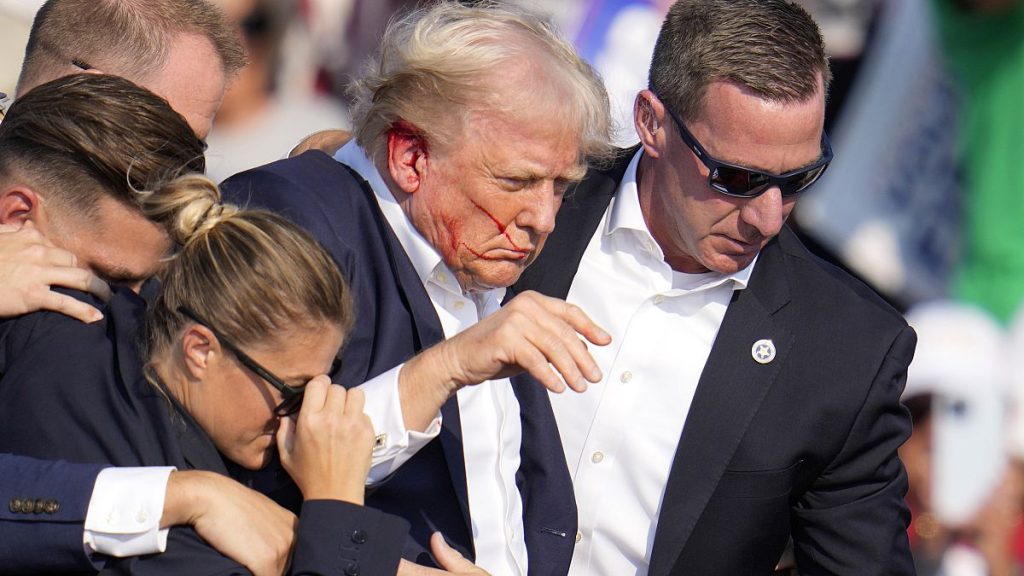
{"left": 657, "top": 95, "right": 833, "bottom": 198}
{"left": 178, "top": 306, "right": 310, "bottom": 417}
{"left": 0, "top": 91, "right": 11, "bottom": 119}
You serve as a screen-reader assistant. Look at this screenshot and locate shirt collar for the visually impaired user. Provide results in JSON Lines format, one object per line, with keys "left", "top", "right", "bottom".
{"left": 605, "top": 148, "right": 757, "bottom": 292}
{"left": 605, "top": 148, "right": 649, "bottom": 237}
{"left": 334, "top": 141, "right": 447, "bottom": 287}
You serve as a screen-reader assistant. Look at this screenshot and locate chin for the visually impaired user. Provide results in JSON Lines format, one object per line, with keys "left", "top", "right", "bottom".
{"left": 229, "top": 445, "right": 274, "bottom": 471}
{"left": 704, "top": 254, "right": 754, "bottom": 275}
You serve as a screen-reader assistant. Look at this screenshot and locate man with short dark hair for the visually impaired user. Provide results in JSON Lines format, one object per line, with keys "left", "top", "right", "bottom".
{"left": 0, "top": 2, "right": 300, "bottom": 574}
{"left": 510, "top": 0, "right": 916, "bottom": 573}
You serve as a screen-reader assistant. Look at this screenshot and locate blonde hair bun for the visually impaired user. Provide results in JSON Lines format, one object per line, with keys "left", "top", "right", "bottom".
{"left": 140, "top": 173, "right": 240, "bottom": 247}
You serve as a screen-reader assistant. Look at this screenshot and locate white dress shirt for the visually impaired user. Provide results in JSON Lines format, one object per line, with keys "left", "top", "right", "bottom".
{"left": 83, "top": 466, "right": 174, "bottom": 558}
{"left": 554, "top": 149, "right": 756, "bottom": 576}
{"left": 336, "top": 142, "right": 529, "bottom": 575}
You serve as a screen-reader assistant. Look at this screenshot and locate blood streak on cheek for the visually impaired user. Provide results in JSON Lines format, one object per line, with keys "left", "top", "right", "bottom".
{"left": 470, "top": 200, "right": 526, "bottom": 251}
{"left": 441, "top": 215, "right": 462, "bottom": 259}
{"left": 462, "top": 243, "right": 498, "bottom": 260}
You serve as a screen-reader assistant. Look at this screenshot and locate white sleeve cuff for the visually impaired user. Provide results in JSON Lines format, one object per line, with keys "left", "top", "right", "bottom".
{"left": 361, "top": 363, "right": 442, "bottom": 484}
{"left": 83, "top": 466, "right": 175, "bottom": 557}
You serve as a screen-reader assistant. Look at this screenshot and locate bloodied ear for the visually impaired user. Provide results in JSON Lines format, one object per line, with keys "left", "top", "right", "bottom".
{"left": 385, "top": 122, "right": 429, "bottom": 194}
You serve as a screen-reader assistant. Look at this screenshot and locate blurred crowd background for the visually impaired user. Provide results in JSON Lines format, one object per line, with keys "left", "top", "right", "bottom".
{"left": 2, "top": 0, "right": 1023, "bottom": 573}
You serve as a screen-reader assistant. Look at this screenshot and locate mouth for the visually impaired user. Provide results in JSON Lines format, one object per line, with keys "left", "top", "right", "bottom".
{"left": 462, "top": 243, "right": 533, "bottom": 261}
{"left": 717, "top": 234, "right": 761, "bottom": 253}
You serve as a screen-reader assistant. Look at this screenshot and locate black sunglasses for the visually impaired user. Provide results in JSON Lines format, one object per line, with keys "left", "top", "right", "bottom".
{"left": 656, "top": 94, "right": 832, "bottom": 198}
{"left": 178, "top": 306, "right": 319, "bottom": 417}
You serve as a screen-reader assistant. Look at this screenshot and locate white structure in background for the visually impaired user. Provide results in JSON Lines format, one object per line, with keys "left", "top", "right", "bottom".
{"left": 0, "top": 1, "right": 44, "bottom": 96}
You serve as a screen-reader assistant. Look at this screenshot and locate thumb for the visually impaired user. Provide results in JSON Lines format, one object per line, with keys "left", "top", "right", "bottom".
{"left": 430, "top": 532, "right": 485, "bottom": 573}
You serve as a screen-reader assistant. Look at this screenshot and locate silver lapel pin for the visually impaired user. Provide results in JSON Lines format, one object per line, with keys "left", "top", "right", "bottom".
{"left": 751, "top": 339, "right": 776, "bottom": 364}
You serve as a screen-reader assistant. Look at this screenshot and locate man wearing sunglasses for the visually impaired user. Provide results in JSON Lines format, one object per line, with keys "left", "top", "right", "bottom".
{"left": 509, "top": 0, "right": 916, "bottom": 573}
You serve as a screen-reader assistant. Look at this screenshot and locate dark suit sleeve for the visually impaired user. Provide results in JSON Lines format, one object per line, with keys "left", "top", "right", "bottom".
{"left": 0, "top": 453, "right": 107, "bottom": 573}
{"left": 102, "top": 501, "right": 408, "bottom": 576}
{"left": 291, "top": 500, "right": 408, "bottom": 576}
{"left": 790, "top": 326, "right": 916, "bottom": 575}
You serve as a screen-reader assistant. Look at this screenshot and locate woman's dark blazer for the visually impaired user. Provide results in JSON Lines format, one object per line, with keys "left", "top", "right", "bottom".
{"left": 0, "top": 286, "right": 407, "bottom": 575}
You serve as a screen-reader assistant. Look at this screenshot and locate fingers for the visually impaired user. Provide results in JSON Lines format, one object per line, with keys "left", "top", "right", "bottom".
{"left": 513, "top": 344, "right": 568, "bottom": 393}
{"left": 342, "top": 387, "right": 365, "bottom": 417}
{"left": 297, "top": 375, "right": 332, "bottom": 413}
{"left": 41, "top": 266, "right": 111, "bottom": 301}
{"left": 510, "top": 293, "right": 608, "bottom": 392}
{"left": 37, "top": 289, "right": 104, "bottom": 323}
{"left": 559, "top": 300, "right": 611, "bottom": 346}
{"left": 37, "top": 243, "right": 78, "bottom": 268}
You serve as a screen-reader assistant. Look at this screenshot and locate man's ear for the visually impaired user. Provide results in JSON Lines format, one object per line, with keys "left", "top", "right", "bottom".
{"left": 0, "top": 186, "right": 41, "bottom": 226}
{"left": 385, "top": 123, "right": 429, "bottom": 194}
{"left": 634, "top": 90, "right": 666, "bottom": 160}
{"left": 180, "top": 324, "right": 219, "bottom": 381}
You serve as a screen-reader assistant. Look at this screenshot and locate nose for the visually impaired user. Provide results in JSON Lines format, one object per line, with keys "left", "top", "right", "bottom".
{"left": 517, "top": 182, "right": 559, "bottom": 235}
{"left": 739, "top": 186, "right": 785, "bottom": 239}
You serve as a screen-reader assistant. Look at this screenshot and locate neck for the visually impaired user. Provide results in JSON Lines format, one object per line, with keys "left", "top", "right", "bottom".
{"left": 150, "top": 351, "right": 192, "bottom": 412}
{"left": 635, "top": 154, "right": 710, "bottom": 274}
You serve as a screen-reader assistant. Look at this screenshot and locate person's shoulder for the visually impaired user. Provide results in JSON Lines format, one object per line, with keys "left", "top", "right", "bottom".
{"left": 220, "top": 151, "right": 372, "bottom": 233}
{"left": 0, "top": 288, "right": 110, "bottom": 354}
{"left": 775, "top": 228, "right": 908, "bottom": 331}
{"left": 221, "top": 151, "right": 358, "bottom": 204}
{"left": 0, "top": 288, "right": 122, "bottom": 396}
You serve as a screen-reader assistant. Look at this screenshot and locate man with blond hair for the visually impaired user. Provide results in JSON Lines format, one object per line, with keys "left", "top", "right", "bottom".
{"left": 223, "top": 2, "right": 613, "bottom": 573}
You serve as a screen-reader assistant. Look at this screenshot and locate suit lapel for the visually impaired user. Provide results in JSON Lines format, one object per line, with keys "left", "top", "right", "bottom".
{"left": 647, "top": 236, "right": 794, "bottom": 576}
{"left": 347, "top": 167, "right": 471, "bottom": 534}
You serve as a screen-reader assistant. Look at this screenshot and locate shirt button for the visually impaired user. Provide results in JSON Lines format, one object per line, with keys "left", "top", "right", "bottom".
{"left": 575, "top": 531, "right": 583, "bottom": 543}
{"left": 653, "top": 295, "right": 666, "bottom": 305}
{"left": 453, "top": 300, "right": 465, "bottom": 310}
{"left": 591, "top": 451, "right": 604, "bottom": 464}
{"left": 351, "top": 529, "right": 368, "bottom": 544}
{"left": 136, "top": 510, "right": 149, "bottom": 524}
{"left": 436, "top": 272, "right": 448, "bottom": 284}
{"left": 620, "top": 371, "right": 633, "bottom": 384}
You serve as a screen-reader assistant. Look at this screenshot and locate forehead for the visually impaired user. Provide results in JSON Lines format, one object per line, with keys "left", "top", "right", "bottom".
{"left": 446, "top": 105, "right": 586, "bottom": 180}
{"left": 690, "top": 80, "right": 826, "bottom": 174}
{"left": 66, "top": 197, "right": 171, "bottom": 283}
{"left": 247, "top": 323, "right": 345, "bottom": 384}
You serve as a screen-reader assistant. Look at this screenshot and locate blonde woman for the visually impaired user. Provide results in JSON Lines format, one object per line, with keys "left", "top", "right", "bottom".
{"left": 0, "top": 178, "right": 409, "bottom": 574}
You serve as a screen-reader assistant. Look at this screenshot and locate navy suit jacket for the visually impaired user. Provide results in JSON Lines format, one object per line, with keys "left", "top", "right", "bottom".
{"left": 222, "top": 151, "right": 577, "bottom": 574}
{"left": 0, "top": 454, "right": 106, "bottom": 573}
{"left": 0, "top": 287, "right": 407, "bottom": 575}
{"left": 508, "top": 149, "right": 917, "bottom": 575}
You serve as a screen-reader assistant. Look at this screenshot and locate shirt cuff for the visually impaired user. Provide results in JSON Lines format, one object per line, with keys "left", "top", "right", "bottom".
{"left": 361, "top": 363, "right": 442, "bottom": 484}
{"left": 83, "top": 466, "right": 175, "bottom": 557}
